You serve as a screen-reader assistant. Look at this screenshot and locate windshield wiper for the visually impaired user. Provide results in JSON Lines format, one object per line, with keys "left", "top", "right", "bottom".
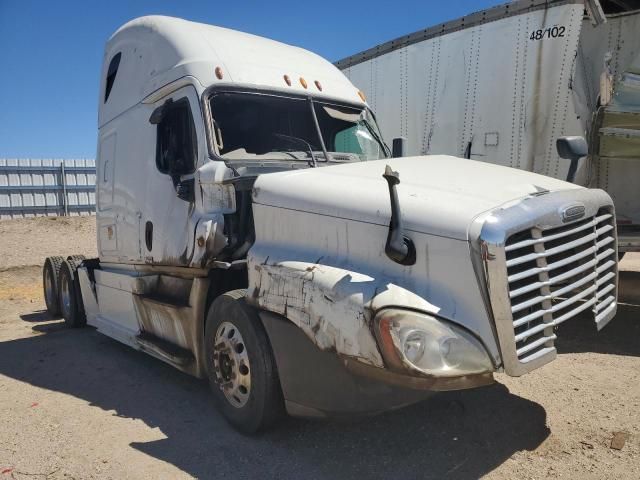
{"left": 308, "top": 97, "right": 331, "bottom": 164}
{"left": 272, "top": 133, "right": 317, "bottom": 168}
{"left": 360, "top": 118, "right": 391, "bottom": 157}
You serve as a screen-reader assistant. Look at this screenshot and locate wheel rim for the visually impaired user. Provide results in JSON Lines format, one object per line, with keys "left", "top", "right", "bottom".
{"left": 44, "top": 267, "right": 56, "bottom": 307}
{"left": 60, "top": 272, "right": 72, "bottom": 319}
{"left": 213, "top": 321, "right": 251, "bottom": 408}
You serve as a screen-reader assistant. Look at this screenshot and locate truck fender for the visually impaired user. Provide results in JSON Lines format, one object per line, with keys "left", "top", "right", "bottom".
{"left": 247, "top": 260, "right": 441, "bottom": 369}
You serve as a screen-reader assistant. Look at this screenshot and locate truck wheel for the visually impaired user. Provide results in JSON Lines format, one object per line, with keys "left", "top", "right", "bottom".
{"left": 43, "top": 256, "right": 64, "bottom": 316}
{"left": 205, "top": 289, "right": 284, "bottom": 433}
{"left": 58, "top": 260, "right": 86, "bottom": 328}
{"left": 67, "top": 254, "right": 86, "bottom": 266}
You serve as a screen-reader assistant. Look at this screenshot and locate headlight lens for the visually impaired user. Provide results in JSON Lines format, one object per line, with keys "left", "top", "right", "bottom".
{"left": 375, "top": 309, "right": 493, "bottom": 377}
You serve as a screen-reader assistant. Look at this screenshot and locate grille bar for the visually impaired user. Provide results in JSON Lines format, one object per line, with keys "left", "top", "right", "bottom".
{"left": 506, "top": 232, "right": 597, "bottom": 268}
{"left": 509, "top": 257, "right": 598, "bottom": 298}
{"left": 511, "top": 271, "right": 598, "bottom": 315}
{"left": 513, "top": 284, "right": 598, "bottom": 335}
{"left": 515, "top": 296, "right": 600, "bottom": 343}
{"left": 519, "top": 346, "right": 555, "bottom": 364}
{"left": 508, "top": 245, "right": 598, "bottom": 282}
{"left": 596, "top": 301, "right": 617, "bottom": 327}
{"left": 503, "top": 207, "right": 617, "bottom": 363}
{"left": 596, "top": 295, "right": 615, "bottom": 312}
{"left": 516, "top": 334, "right": 557, "bottom": 357}
{"left": 505, "top": 214, "right": 611, "bottom": 252}
{"left": 595, "top": 283, "right": 616, "bottom": 301}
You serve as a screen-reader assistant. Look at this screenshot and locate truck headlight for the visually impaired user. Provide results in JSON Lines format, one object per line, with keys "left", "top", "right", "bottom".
{"left": 374, "top": 309, "right": 493, "bottom": 377}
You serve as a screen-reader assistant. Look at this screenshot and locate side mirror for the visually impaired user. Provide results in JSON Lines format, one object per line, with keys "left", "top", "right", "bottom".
{"left": 392, "top": 137, "right": 407, "bottom": 158}
{"left": 556, "top": 136, "right": 588, "bottom": 183}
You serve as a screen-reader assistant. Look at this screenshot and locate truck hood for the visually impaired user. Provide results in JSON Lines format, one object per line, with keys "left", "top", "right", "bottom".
{"left": 252, "top": 155, "right": 582, "bottom": 240}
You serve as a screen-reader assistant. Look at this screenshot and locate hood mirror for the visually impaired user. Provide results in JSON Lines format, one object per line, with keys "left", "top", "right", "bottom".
{"left": 556, "top": 136, "right": 588, "bottom": 183}
{"left": 382, "top": 165, "right": 416, "bottom": 266}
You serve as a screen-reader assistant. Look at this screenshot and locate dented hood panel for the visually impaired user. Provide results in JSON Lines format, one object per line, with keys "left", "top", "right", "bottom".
{"left": 252, "top": 155, "right": 582, "bottom": 240}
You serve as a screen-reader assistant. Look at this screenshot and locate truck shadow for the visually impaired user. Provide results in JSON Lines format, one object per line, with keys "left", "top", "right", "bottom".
{"left": 555, "top": 286, "right": 640, "bottom": 358}
{"left": 0, "top": 316, "right": 549, "bottom": 480}
{"left": 619, "top": 270, "right": 640, "bottom": 305}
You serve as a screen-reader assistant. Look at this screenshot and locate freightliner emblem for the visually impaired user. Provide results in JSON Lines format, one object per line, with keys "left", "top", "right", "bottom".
{"left": 561, "top": 204, "right": 586, "bottom": 223}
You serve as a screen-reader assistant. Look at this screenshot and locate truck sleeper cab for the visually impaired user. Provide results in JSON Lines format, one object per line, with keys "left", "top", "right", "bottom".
{"left": 43, "top": 16, "right": 619, "bottom": 432}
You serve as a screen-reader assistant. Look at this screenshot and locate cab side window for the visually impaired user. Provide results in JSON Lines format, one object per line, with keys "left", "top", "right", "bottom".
{"left": 155, "top": 98, "right": 197, "bottom": 175}
{"left": 104, "top": 52, "right": 121, "bottom": 103}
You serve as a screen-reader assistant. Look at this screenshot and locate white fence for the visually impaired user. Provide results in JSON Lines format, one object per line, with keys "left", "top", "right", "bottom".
{"left": 0, "top": 159, "right": 96, "bottom": 219}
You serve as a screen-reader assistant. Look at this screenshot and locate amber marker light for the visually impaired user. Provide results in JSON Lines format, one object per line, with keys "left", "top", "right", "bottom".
{"left": 215, "top": 66, "right": 223, "bottom": 80}
{"left": 314, "top": 80, "right": 322, "bottom": 91}
{"left": 358, "top": 90, "right": 366, "bottom": 102}
{"left": 300, "top": 77, "right": 308, "bottom": 89}
{"left": 283, "top": 74, "right": 292, "bottom": 86}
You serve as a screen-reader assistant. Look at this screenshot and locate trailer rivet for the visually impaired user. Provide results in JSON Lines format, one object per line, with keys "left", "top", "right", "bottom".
{"left": 197, "top": 236, "right": 205, "bottom": 247}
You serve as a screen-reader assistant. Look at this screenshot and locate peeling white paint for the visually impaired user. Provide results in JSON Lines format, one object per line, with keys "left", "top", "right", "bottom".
{"left": 249, "top": 262, "right": 384, "bottom": 366}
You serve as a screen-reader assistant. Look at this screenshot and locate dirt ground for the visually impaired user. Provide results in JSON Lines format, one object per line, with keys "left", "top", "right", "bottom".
{"left": 0, "top": 216, "right": 638, "bottom": 479}
{"left": 0, "top": 216, "right": 97, "bottom": 270}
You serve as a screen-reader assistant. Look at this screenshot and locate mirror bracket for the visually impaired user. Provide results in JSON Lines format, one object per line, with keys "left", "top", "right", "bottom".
{"left": 175, "top": 177, "right": 195, "bottom": 203}
{"left": 392, "top": 137, "right": 407, "bottom": 158}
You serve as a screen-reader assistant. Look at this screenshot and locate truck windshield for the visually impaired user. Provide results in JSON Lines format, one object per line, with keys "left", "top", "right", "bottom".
{"left": 208, "top": 91, "right": 389, "bottom": 163}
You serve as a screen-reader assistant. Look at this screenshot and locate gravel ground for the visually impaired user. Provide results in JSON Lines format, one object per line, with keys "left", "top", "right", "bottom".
{"left": 0, "top": 216, "right": 638, "bottom": 479}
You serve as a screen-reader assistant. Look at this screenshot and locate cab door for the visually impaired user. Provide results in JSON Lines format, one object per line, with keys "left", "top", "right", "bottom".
{"left": 143, "top": 85, "right": 205, "bottom": 266}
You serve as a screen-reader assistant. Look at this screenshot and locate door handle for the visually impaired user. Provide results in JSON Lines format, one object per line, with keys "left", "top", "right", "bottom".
{"left": 145, "top": 221, "right": 153, "bottom": 251}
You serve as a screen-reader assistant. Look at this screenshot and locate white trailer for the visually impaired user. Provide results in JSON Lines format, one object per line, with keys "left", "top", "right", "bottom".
{"left": 337, "top": 0, "right": 640, "bottom": 253}
{"left": 43, "top": 15, "right": 618, "bottom": 432}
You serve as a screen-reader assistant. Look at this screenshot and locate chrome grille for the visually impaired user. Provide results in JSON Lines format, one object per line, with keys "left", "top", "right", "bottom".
{"left": 503, "top": 208, "right": 617, "bottom": 364}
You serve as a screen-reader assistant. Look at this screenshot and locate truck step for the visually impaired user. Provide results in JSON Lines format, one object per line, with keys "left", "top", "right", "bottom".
{"left": 136, "top": 332, "right": 194, "bottom": 366}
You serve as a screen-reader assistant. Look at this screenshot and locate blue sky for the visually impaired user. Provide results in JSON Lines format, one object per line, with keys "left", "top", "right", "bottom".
{"left": 0, "top": 0, "right": 497, "bottom": 158}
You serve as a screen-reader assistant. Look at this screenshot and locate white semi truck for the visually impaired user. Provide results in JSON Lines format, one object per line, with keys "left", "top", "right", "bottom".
{"left": 43, "top": 16, "right": 619, "bottom": 432}
{"left": 337, "top": 0, "right": 640, "bottom": 255}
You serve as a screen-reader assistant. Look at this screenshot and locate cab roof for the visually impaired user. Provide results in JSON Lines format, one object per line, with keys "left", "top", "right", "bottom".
{"left": 99, "top": 15, "right": 365, "bottom": 127}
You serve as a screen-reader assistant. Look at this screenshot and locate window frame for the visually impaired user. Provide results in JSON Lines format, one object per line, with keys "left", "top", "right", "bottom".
{"left": 154, "top": 96, "right": 198, "bottom": 176}
{"left": 200, "top": 85, "right": 382, "bottom": 164}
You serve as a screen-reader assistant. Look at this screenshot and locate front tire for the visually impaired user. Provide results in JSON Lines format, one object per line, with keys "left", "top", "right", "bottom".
{"left": 205, "top": 289, "right": 284, "bottom": 433}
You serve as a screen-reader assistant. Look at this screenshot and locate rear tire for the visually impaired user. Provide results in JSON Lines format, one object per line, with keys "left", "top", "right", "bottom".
{"left": 43, "top": 256, "right": 64, "bottom": 316}
{"left": 205, "top": 289, "right": 284, "bottom": 433}
{"left": 58, "top": 260, "right": 86, "bottom": 328}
